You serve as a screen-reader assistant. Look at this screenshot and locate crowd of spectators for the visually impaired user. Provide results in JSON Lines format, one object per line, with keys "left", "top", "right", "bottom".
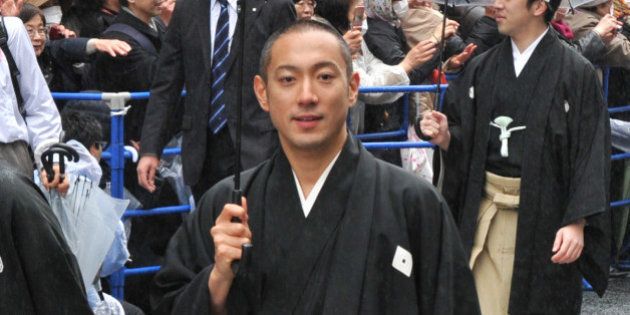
{"left": 1, "top": 0, "right": 630, "bottom": 313}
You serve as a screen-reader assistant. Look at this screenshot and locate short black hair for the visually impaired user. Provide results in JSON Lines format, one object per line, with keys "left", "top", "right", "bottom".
{"left": 61, "top": 112, "right": 104, "bottom": 150}
{"left": 19, "top": 3, "right": 46, "bottom": 25}
{"left": 259, "top": 20, "right": 353, "bottom": 82}
{"left": 527, "top": 0, "right": 561, "bottom": 23}
{"left": 315, "top": 0, "right": 354, "bottom": 34}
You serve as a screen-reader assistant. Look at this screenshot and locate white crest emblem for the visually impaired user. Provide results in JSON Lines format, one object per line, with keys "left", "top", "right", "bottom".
{"left": 392, "top": 246, "right": 413, "bottom": 277}
{"left": 0, "top": 255, "right": 4, "bottom": 273}
{"left": 564, "top": 100, "right": 570, "bottom": 113}
{"left": 490, "top": 116, "right": 527, "bottom": 158}
{"left": 469, "top": 86, "right": 475, "bottom": 99}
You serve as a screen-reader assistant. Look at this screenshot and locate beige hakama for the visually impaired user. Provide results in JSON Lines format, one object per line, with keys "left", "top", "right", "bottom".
{"left": 469, "top": 172, "right": 521, "bottom": 315}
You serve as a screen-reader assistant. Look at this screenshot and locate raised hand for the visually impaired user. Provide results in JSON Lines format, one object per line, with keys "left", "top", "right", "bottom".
{"left": 432, "top": 19, "right": 460, "bottom": 44}
{"left": 93, "top": 39, "right": 132, "bottom": 57}
{"left": 343, "top": 29, "right": 363, "bottom": 58}
{"left": 446, "top": 43, "right": 477, "bottom": 70}
{"left": 399, "top": 40, "right": 437, "bottom": 73}
{"left": 593, "top": 14, "right": 623, "bottom": 44}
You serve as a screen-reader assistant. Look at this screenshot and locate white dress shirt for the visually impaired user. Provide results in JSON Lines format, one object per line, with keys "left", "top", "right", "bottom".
{"left": 0, "top": 17, "right": 61, "bottom": 167}
{"left": 510, "top": 27, "right": 549, "bottom": 77}
{"left": 292, "top": 150, "right": 342, "bottom": 218}
{"left": 210, "top": 0, "right": 238, "bottom": 62}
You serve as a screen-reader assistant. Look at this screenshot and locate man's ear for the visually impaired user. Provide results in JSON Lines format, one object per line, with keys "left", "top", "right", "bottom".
{"left": 89, "top": 144, "right": 100, "bottom": 157}
{"left": 347, "top": 71, "right": 360, "bottom": 107}
{"left": 532, "top": 0, "right": 548, "bottom": 18}
{"left": 254, "top": 75, "right": 270, "bottom": 112}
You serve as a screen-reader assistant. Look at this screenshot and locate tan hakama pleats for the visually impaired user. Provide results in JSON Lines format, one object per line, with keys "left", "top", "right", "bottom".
{"left": 469, "top": 172, "right": 521, "bottom": 315}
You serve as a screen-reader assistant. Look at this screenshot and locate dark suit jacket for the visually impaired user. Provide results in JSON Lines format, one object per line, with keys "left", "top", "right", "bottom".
{"left": 95, "top": 10, "right": 164, "bottom": 143}
{"left": 140, "top": 0, "right": 296, "bottom": 186}
{"left": 40, "top": 37, "right": 90, "bottom": 94}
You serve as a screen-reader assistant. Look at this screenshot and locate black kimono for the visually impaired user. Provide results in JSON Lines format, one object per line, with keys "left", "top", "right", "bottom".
{"left": 151, "top": 136, "right": 480, "bottom": 314}
{"left": 0, "top": 164, "right": 92, "bottom": 314}
{"left": 440, "top": 30, "right": 611, "bottom": 314}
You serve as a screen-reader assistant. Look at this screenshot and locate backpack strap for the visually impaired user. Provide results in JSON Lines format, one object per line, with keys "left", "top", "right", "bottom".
{"left": 104, "top": 23, "right": 157, "bottom": 55}
{"left": 0, "top": 16, "right": 25, "bottom": 119}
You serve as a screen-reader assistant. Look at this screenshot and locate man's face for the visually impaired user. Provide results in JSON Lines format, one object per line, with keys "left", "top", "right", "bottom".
{"left": 493, "top": 0, "right": 544, "bottom": 36}
{"left": 295, "top": 0, "right": 316, "bottom": 20}
{"left": 254, "top": 30, "right": 359, "bottom": 154}
{"left": 132, "top": 0, "right": 163, "bottom": 18}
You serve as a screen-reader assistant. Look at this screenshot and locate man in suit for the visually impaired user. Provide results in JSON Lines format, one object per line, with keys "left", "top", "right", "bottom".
{"left": 95, "top": 0, "right": 164, "bottom": 147}
{"left": 137, "top": 0, "right": 296, "bottom": 199}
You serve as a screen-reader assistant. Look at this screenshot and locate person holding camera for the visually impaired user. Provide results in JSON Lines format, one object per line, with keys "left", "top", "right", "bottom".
{"left": 564, "top": 0, "right": 630, "bottom": 69}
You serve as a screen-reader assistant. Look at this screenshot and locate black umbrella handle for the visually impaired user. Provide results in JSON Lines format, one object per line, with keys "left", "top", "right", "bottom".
{"left": 40, "top": 144, "right": 80, "bottom": 182}
{"left": 230, "top": 189, "right": 253, "bottom": 275}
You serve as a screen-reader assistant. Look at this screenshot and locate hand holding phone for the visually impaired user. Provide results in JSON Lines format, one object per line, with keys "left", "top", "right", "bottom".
{"left": 353, "top": 5, "right": 365, "bottom": 28}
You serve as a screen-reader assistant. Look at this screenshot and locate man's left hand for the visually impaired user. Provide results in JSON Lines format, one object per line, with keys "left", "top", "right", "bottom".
{"left": 551, "top": 219, "right": 586, "bottom": 264}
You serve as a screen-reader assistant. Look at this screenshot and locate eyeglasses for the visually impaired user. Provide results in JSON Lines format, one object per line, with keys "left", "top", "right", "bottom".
{"left": 296, "top": 0, "right": 316, "bottom": 8}
{"left": 26, "top": 27, "right": 47, "bottom": 38}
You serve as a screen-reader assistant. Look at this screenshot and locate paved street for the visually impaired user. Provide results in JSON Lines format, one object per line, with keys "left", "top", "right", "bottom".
{"left": 582, "top": 277, "right": 630, "bottom": 314}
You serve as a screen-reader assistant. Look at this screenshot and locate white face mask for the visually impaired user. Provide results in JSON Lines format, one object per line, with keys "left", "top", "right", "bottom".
{"left": 361, "top": 18, "right": 369, "bottom": 35}
{"left": 392, "top": 0, "right": 409, "bottom": 18}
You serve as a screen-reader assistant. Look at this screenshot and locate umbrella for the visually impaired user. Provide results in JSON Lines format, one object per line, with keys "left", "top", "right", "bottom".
{"left": 430, "top": 0, "right": 489, "bottom": 109}
{"left": 432, "top": 0, "right": 494, "bottom": 6}
{"left": 44, "top": 175, "right": 129, "bottom": 290}
{"left": 559, "top": 0, "right": 596, "bottom": 9}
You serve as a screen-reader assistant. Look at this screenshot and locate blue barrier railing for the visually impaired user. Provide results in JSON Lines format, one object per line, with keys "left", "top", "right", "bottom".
{"left": 355, "top": 84, "right": 447, "bottom": 141}
{"left": 52, "top": 72, "right": 630, "bottom": 301}
{"left": 123, "top": 205, "right": 192, "bottom": 219}
{"left": 609, "top": 105, "right": 630, "bottom": 114}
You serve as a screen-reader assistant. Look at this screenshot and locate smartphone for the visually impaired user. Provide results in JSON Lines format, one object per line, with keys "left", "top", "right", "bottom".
{"left": 353, "top": 5, "right": 365, "bottom": 28}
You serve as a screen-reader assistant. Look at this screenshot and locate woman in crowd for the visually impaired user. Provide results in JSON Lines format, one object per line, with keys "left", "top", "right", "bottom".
{"left": 19, "top": 3, "right": 130, "bottom": 100}
{"left": 315, "top": 0, "right": 436, "bottom": 135}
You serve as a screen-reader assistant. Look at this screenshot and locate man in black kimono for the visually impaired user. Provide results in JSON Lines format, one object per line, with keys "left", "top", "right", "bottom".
{"left": 420, "top": 0, "right": 611, "bottom": 314}
{"left": 151, "top": 20, "right": 480, "bottom": 314}
{"left": 0, "top": 162, "right": 92, "bottom": 314}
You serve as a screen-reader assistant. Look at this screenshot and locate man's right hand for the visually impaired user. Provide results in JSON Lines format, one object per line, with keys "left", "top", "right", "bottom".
{"left": 420, "top": 110, "right": 451, "bottom": 151}
{"left": 209, "top": 198, "right": 252, "bottom": 313}
{"left": 137, "top": 155, "right": 159, "bottom": 192}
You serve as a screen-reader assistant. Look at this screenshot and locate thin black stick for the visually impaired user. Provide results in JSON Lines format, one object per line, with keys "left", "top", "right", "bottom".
{"left": 434, "top": 0, "right": 449, "bottom": 111}
{"left": 230, "top": 0, "right": 252, "bottom": 277}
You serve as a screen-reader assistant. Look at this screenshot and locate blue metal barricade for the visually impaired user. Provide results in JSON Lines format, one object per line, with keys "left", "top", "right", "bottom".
{"left": 50, "top": 69, "right": 630, "bottom": 300}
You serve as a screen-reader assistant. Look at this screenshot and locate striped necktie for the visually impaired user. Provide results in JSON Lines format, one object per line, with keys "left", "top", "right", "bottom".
{"left": 209, "top": 0, "right": 230, "bottom": 134}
